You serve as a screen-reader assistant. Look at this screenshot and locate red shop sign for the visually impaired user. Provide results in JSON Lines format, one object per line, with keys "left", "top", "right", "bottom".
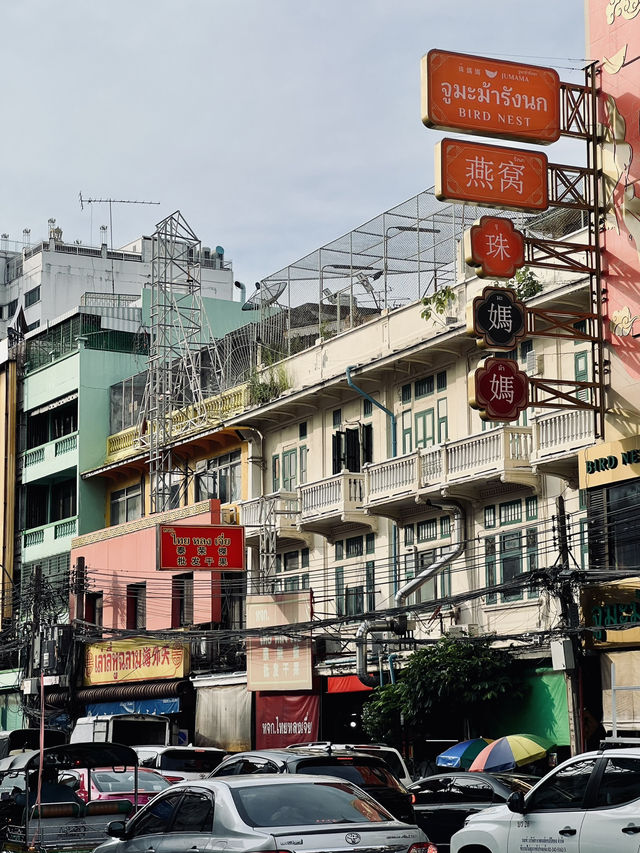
{"left": 469, "top": 357, "right": 529, "bottom": 422}
{"left": 156, "top": 524, "right": 245, "bottom": 571}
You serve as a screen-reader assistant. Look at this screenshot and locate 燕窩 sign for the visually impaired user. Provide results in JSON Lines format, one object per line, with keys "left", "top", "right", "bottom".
{"left": 157, "top": 524, "right": 245, "bottom": 571}
{"left": 421, "top": 49, "right": 561, "bottom": 145}
{"left": 436, "top": 138, "right": 548, "bottom": 211}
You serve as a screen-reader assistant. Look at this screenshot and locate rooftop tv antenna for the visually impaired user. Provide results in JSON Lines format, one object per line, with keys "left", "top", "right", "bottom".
{"left": 78, "top": 193, "right": 160, "bottom": 248}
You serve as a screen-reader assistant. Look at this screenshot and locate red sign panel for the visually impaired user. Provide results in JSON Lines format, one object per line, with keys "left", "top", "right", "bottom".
{"left": 255, "top": 692, "right": 319, "bottom": 749}
{"left": 436, "top": 139, "right": 548, "bottom": 211}
{"left": 422, "top": 49, "right": 561, "bottom": 144}
{"left": 464, "top": 216, "right": 525, "bottom": 279}
{"left": 157, "top": 524, "right": 245, "bottom": 571}
{"left": 469, "top": 357, "right": 529, "bottom": 422}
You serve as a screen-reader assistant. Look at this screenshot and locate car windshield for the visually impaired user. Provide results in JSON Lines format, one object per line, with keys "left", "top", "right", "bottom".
{"left": 232, "top": 781, "right": 392, "bottom": 827}
{"left": 92, "top": 770, "right": 170, "bottom": 793}
{"left": 158, "top": 750, "right": 224, "bottom": 774}
{"left": 295, "top": 759, "right": 404, "bottom": 791}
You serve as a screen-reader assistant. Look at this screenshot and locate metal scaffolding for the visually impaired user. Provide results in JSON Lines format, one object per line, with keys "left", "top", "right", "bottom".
{"left": 138, "top": 211, "right": 222, "bottom": 513}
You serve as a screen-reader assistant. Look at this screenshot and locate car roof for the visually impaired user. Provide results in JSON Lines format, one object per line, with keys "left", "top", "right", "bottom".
{"left": 168, "top": 773, "right": 357, "bottom": 790}
{"left": 221, "top": 747, "right": 389, "bottom": 762}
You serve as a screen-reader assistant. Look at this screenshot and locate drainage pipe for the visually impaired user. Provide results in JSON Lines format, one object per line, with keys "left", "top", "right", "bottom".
{"left": 394, "top": 498, "right": 466, "bottom": 633}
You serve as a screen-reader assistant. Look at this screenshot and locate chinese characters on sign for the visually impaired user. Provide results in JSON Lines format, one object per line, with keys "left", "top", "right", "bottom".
{"left": 469, "top": 285, "right": 527, "bottom": 349}
{"left": 435, "top": 139, "right": 548, "bottom": 211}
{"left": 421, "top": 49, "right": 561, "bottom": 144}
{"left": 157, "top": 524, "right": 245, "bottom": 571}
{"left": 84, "top": 638, "right": 188, "bottom": 686}
{"left": 246, "top": 593, "right": 313, "bottom": 691}
{"left": 469, "top": 357, "right": 529, "bottom": 422}
{"left": 464, "top": 216, "right": 525, "bottom": 279}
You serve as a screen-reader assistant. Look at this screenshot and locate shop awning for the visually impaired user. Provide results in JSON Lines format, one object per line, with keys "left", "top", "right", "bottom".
{"left": 328, "top": 675, "right": 373, "bottom": 693}
{"left": 86, "top": 697, "right": 180, "bottom": 716}
{"left": 46, "top": 678, "right": 191, "bottom": 708}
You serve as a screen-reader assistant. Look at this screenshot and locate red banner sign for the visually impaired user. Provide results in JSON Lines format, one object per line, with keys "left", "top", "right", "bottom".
{"left": 157, "top": 524, "right": 245, "bottom": 571}
{"left": 465, "top": 216, "right": 525, "bottom": 279}
{"left": 436, "top": 138, "right": 548, "bottom": 211}
{"left": 255, "top": 692, "right": 319, "bottom": 749}
{"left": 469, "top": 357, "right": 529, "bottom": 422}
{"left": 422, "top": 49, "right": 560, "bottom": 144}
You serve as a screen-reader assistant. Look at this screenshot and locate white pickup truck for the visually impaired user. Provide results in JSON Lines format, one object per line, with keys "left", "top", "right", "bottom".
{"left": 451, "top": 746, "right": 640, "bottom": 853}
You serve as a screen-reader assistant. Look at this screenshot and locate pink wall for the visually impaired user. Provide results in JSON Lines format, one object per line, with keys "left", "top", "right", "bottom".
{"left": 70, "top": 504, "right": 231, "bottom": 629}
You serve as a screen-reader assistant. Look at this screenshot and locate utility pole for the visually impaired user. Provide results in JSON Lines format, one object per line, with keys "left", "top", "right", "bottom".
{"left": 73, "top": 556, "right": 86, "bottom": 623}
{"left": 554, "top": 496, "right": 583, "bottom": 755}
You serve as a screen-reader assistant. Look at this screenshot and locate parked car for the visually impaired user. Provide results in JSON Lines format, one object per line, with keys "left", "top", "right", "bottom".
{"left": 290, "top": 741, "right": 414, "bottom": 786}
{"left": 59, "top": 766, "right": 172, "bottom": 807}
{"left": 94, "top": 775, "right": 436, "bottom": 853}
{"left": 409, "top": 771, "right": 535, "bottom": 852}
{"left": 209, "top": 746, "right": 415, "bottom": 823}
{"left": 133, "top": 746, "right": 226, "bottom": 781}
{"left": 451, "top": 747, "right": 640, "bottom": 853}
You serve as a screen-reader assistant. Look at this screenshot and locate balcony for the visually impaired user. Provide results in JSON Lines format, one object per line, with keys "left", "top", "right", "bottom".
{"left": 365, "top": 426, "right": 537, "bottom": 520}
{"left": 21, "top": 432, "right": 78, "bottom": 484}
{"left": 104, "top": 384, "right": 250, "bottom": 465}
{"left": 530, "top": 409, "right": 597, "bottom": 486}
{"left": 240, "top": 492, "right": 311, "bottom": 549}
{"left": 298, "top": 471, "right": 377, "bottom": 540}
{"left": 22, "top": 516, "right": 78, "bottom": 563}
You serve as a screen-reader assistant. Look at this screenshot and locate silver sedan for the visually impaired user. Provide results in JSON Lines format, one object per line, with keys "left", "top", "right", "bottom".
{"left": 93, "top": 774, "right": 436, "bottom": 853}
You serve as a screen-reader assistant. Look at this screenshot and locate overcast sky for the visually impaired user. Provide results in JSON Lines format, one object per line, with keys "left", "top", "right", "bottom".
{"left": 1, "top": 1, "right": 587, "bottom": 290}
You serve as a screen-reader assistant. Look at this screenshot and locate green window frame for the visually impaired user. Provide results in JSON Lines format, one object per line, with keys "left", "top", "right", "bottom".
{"left": 401, "top": 384, "right": 412, "bottom": 404}
{"left": 415, "top": 375, "right": 434, "bottom": 398}
{"left": 580, "top": 517, "right": 589, "bottom": 569}
{"left": 526, "top": 527, "right": 538, "bottom": 598}
{"left": 299, "top": 446, "right": 308, "bottom": 485}
{"left": 365, "top": 533, "right": 375, "bottom": 554}
{"left": 333, "top": 409, "right": 342, "bottom": 428}
{"left": 335, "top": 540, "right": 344, "bottom": 561}
{"left": 417, "top": 519, "right": 437, "bottom": 541}
{"left": 415, "top": 409, "right": 435, "bottom": 448}
{"left": 282, "top": 448, "right": 297, "bottom": 491}
{"left": 404, "top": 525, "right": 414, "bottom": 546}
{"left": 436, "top": 370, "right": 447, "bottom": 391}
{"left": 402, "top": 409, "right": 413, "bottom": 455}
{"left": 499, "top": 499, "right": 522, "bottom": 525}
{"left": 346, "top": 536, "right": 364, "bottom": 558}
{"left": 484, "top": 505, "right": 496, "bottom": 528}
{"left": 363, "top": 398, "right": 373, "bottom": 418}
{"left": 272, "top": 455, "right": 280, "bottom": 492}
{"left": 501, "top": 530, "right": 523, "bottom": 602}
{"left": 346, "top": 586, "right": 365, "bottom": 616}
{"left": 437, "top": 398, "right": 448, "bottom": 443}
{"left": 575, "top": 351, "right": 590, "bottom": 402}
{"left": 299, "top": 421, "right": 307, "bottom": 439}
{"left": 526, "top": 496, "right": 538, "bottom": 520}
{"left": 301, "top": 548, "right": 309, "bottom": 568}
{"left": 335, "top": 566, "right": 344, "bottom": 616}
{"left": 440, "top": 516, "right": 451, "bottom": 538}
{"left": 366, "top": 561, "right": 375, "bottom": 611}
{"left": 485, "top": 536, "right": 497, "bottom": 604}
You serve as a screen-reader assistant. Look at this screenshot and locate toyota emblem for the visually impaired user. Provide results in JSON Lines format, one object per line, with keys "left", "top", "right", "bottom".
{"left": 345, "top": 833, "right": 361, "bottom": 845}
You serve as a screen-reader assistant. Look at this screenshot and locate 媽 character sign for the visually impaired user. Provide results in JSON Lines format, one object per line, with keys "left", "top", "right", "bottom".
{"left": 469, "top": 357, "right": 529, "bottom": 422}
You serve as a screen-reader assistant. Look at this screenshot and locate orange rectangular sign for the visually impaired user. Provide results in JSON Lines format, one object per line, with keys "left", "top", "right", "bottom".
{"left": 436, "top": 138, "right": 548, "bottom": 211}
{"left": 422, "top": 49, "right": 561, "bottom": 144}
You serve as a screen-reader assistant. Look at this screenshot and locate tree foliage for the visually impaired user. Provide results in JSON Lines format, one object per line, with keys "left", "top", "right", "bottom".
{"left": 361, "top": 637, "right": 522, "bottom": 745}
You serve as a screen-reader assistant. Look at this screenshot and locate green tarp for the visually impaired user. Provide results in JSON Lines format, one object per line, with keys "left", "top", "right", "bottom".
{"left": 489, "top": 667, "right": 570, "bottom": 746}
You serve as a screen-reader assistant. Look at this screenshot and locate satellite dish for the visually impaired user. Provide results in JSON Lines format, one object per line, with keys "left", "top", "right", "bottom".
{"left": 242, "top": 279, "right": 286, "bottom": 311}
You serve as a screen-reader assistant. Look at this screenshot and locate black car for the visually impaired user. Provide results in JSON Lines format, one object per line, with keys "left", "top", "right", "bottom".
{"left": 409, "top": 771, "right": 535, "bottom": 853}
{"left": 209, "top": 746, "right": 415, "bottom": 824}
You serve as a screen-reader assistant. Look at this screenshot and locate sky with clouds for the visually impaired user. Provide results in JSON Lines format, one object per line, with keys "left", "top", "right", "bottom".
{"left": 1, "top": 1, "right": 587, "bottom": 289}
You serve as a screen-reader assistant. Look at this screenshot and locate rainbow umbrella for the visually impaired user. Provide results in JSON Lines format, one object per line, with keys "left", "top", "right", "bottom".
{"left": 436, "top": 738, "right": 494, "bottom": 770}
{"left": 469, "top": 733, "right": 554, "bottom": 773}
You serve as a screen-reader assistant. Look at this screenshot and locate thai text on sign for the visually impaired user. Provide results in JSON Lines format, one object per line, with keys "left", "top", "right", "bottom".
{"left": 436, "top": 138, "right": 548, "bottom": 211}
{"left": 157, "top": 524, "right": 245, "bottom": 571}
{"left": 84, "top": 639, "right": 188, "bottom": 686}
{"left": 246, "top": 592, "right": 313, "bottom": 691}
{"left": 422, "top": 49, "right": 561, "bottom": 144}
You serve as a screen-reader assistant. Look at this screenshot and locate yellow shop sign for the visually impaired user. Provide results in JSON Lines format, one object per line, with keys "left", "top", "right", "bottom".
{"left": 84, "top": 638, "right": 189, "bottom": 686}
{"left": 579, "top": 436, "right": 640, "bottom": 490}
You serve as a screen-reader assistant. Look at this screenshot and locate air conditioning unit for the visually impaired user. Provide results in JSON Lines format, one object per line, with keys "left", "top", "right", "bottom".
{"left": 446, "top": 626, "right": 467, "bottom": 639}
{"left": 222, "top": 505, "right": 238, "bottom": 525}
{"left": 467, "top": 623, "right": 483, "bottom": 637}
{"left": 526, "top": 349, "right": 543, "bottom": 376}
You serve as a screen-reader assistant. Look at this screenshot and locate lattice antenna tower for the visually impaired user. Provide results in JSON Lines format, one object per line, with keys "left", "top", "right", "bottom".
{"left": 138, "top": 210, "right": 223, "bottom": 514}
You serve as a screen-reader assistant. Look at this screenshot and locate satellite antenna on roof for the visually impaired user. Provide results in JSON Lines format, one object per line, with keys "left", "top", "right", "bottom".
{"left": 241, "top": 279, "right": 286, "bottom": 311}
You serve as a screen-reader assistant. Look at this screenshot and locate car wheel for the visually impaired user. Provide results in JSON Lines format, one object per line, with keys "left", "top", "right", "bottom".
{"left": 457, "top": 846, "right": 492, "bottom": 853}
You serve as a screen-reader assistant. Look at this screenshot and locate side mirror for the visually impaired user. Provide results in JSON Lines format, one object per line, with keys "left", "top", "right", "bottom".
{"left": 106, "top": 820, "right": 127, "bottom": 839}
{"left": 506, "top": 791, "right": 525, "bottom": 814}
